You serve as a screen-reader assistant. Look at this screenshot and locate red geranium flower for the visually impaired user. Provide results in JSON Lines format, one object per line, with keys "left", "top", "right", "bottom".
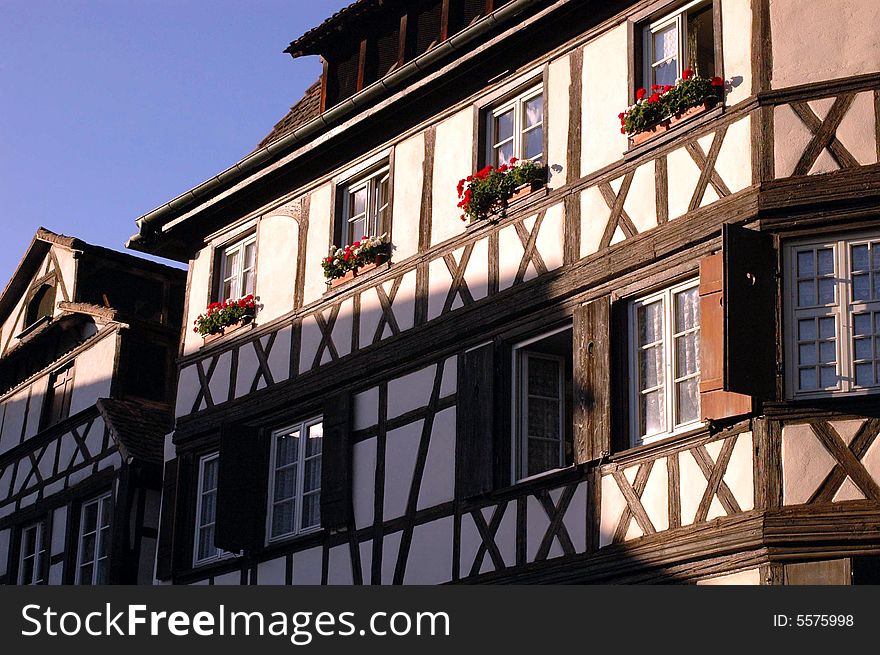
{"left": 711, "top": 76, "right": 724, "bottom": 87}
{"left": 682, "top": 68, "right": 693, "bottom": 80}
{"left": 636, "top": 87, "right": 646, "bottom": 100}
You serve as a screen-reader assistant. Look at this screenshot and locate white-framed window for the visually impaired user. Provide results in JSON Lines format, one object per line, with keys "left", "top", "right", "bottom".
{"left": 218, "top": 234, "right": 256, "bottom": 301}
{"left": 340, "top": 165, "right": 389, "bottom": 248}
{"left": 629, "top": 279, "right": 702, "bottom": 445}
{"left": 18, "top": 520, "right": 46, "bottom": 585}
{"left": 485, "top": 84, "right": 544, "bottom": 168}
{"left": 642, "top": 0, "right": 715, "bottom": 89}
{"left": 512, "top": 327, "right": 573, "bottom": 482}
{"left": 267, "top": 417, "right": 323, "bottom": 542}
{"left": 194, "top": 453, "right": 223, "bottom": 565}
{"left": 785, "top": 232, "right": 880, "bottom": 398}
{"left": 76, "top": 492, "right": 112, "bottom": 585}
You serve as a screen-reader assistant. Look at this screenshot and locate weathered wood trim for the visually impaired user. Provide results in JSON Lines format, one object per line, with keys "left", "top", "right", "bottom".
{"left": 751, "top": 0, "right": 771, "bottom": 95}
{"left": 418, "top": 126, "right": 436, "bottom": 252}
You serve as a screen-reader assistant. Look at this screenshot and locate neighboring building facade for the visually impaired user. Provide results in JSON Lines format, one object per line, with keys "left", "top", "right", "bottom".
{"left": 129, "top": 0, "right": 880, "bottom": 585}
{"left": 0, "top": 229, "right": 185, "bottom": 584}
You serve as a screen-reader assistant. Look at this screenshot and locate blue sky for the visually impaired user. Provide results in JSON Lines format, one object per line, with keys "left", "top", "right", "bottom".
{"left": 0, "top": 0, "right": 351, "bottom": 282}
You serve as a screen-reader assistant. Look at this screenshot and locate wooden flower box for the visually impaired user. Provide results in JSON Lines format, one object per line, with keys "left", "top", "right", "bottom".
{"left": 328, "top": 256, "right": 389, "bottom": 289}
{"left": 508, "top": 179, "right": 544, "bottom": 203}
{"left": 628, "top": 100, "right": 715, "bottom": 146}
{"left": 464, "top": 180, "right": 546, "bottom": 228}
{"left": 203, "top": 318, "right": 252, "bottom": 345}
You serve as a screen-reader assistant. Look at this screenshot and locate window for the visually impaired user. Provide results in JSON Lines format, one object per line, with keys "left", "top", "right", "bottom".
{"left": 512, "top": 328, "right": 573, "bottom": 481}
{"left": 42, "top": 362, "right": 74, "bottom": 429}
{"left": 785, "top": 232, "right": 880, "bottom": 397}
{"left": 268, "top": 417, "right": 323, "bottom": 542}
{"left": 642, "top": 0, "right": 715, "bottom": 89}
{"left": 25, "top": 283, "right": 56, "bottom": 328}
{"left": 18, "top": 521, "right": 47, "bottom": 585}
{"left": 485, "top": 84, "right": 544, "bottom": 168}
{"left": 339, "top": 165, "right": 390, "bottom": 248}
{"left": 217, "top": 235, "right": 256, "bottom": 301}
{"left": 194, "top": 453, "right": 223, "bottom": 565}
{"left": 76, "top": 493, "right": 112, "bottom": 585}
{"left": 629, "top": 279, "right": 701, "bottom": 445}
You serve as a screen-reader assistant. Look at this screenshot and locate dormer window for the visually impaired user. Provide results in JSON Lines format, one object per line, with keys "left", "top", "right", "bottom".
{"left": 24, "top": 282, "right": 56, "bottom": 328}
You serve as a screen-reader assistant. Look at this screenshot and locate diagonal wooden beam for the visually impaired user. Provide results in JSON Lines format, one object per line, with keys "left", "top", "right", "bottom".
{"left": 792, "top": 93, "right": 857, "bottom": 175}
{"left": 692, "top": 437, "right": 741, "bottom": 522}
{"left": 534, "top": 484, "right": 578, "bottom": 560}
{"left": 598, "top": 172, "right": 637, "bottom": 249}
{"left": 441, "top": 245, "right": 475, "bottom": 314}
{"left": 686, "top": 126, "right": 730, "bottom": 211}
{"left": 469, "top": 503, "right": 508, "bottom": 575}
{"left": 373, "top": 276, "right": 403, "bottom": 344}
{"left": 612, "top": 461, "right": 656, "bottom": 542}
{"left": 250, "top": 332, "right": 277, "bottom": 393}
{"left": 810, "top": 420, "right": 880, "bottom": 501}
{"left": 810, "top": 418, "right": 880, "bottom": 503}
{"left": 192, "top": 356, "right": 218, "bottom": 411}
{"left": 312, "top": 305, "right": 340, "bottom": 369}
{"left": 513, "top": 209, "right": 549, "bottom": 284}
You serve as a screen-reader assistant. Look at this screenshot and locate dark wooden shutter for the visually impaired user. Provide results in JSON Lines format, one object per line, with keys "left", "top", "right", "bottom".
{"left": 699, "top": 225, "right": 776, "bottom": 421}
{"left": 456, "top": 342, "right": 496, "bottom": 499}
{"left": 723, "top": 224, "right": 777, "bottom": 397}
{"left": 321, "top": 392, "right": 352, "bottom": 531}
{"left": 574, "top": 296, "right": 611, "bottom": 462}
{"left": 215, "top": 423, "right": 267, "bottom": 553}
{"left": 170, "top": 453, "right": 193, "bottom": 576}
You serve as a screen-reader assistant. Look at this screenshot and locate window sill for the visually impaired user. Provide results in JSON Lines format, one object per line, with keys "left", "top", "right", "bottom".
{"left": 463, "top": 183, "right": 549, "bottom": 230}
{"left": 608, "top": 423, "right": 712, "bottom": 464}
{"left": 623, "top": 103, "right": 724, "bottom": 162}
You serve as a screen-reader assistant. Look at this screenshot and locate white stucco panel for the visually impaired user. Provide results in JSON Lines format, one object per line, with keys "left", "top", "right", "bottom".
{"left": 782, "top": 422, "right": 836, "bottom": 506}
{"left": 427, "top": 257, "right": 453, "bottom": 321}
{"left": 304, "top": 184, "right": 333, "bottom": 306}
{"left": 713, "top": 115, "right": 752, "bottom": 194}
{"left": 497, "top": 220, "right": 527, "bottom": 292}
{"left": 536, "top": 202, "right": 565, "bottom": 272}
{"left": 724, "top": 432, "right": 755, "bottom": 512}
{"left": 622, "top": 163, "right": 657, "bottom": 235}
{"left": 720, "top": 0, "right": 752, "bottom": 106}
{"left": 835, "top": 91, "right": 879, "bottom": 167}
{"left": 183, "top": 246, "right": 212, "bottom": 355}
{"left": 383, "top": 420, "right": 422, "bottom": 521}
{"left": 581, "top": 27, "right": 629, "bottom": 176}
{"left": 547, "top": 55, "right": 571, "bottom": 189}
{"left": 353, "top": 386, "right": 379, "bottom": 431}
{"left": 697, "top": 568, "right": 762, "bottom": 585}
{"left": 381, "top": 531, "right": 402, "bottom": 584}
{"left": 69, "top": 332, "right": 117, "bottom": 416}
{"left": 527, "top": 494, "right": 558, "bottom": 562}
{"left": 267, "top": 325, "right": 292, "bottom": 385}
{"left": 391, "top": 133, "right": 424, "bottom": 261}
{"left": 256, "top": 557, "right": 286, "bottom": 584}
{"left": 431, "top": 109, "right": 473, "bottom": 247}
{"left": 666, "top": 145, "right": 703, "bottom": 220}
{"left": 461, "top": 237, "right": 489, "bottom": 304}
{"left": 403, "top": 517, "right": 454, "bottom": 585}
{"left": 599, "top": 472, "right": 627, "bottom": 547}
{"left": 255, "top": 213, "right": 298, "bottom": 323}
{"left": 298, "top": 314, "right": 323, "bottom": 374}
{"left": 580, "top": 186, "right": 610, "bottom": 258}
{"left": 175, "top": 364, "right": 200, "bottom": 417}
{"left": 418, "top": 407, "right": 455, "bottom": 510}
{"left": 352, "top": 437, "right": 377, "bottom": 530}
{"left": 292, "top": 546, "right": 323, "bottom": 585}
{"left": 327, "top": 545, "right": 354, "bottom": 585}
{"left": 387, "top": 363, "right": 436, "bottom": 420}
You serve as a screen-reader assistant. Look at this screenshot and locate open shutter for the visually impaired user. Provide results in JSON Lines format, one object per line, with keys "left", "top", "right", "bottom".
{"left": 724, "top": 224, "right": 777, "bottom": 397}
{"left": 456, "top": 342, "right": 496, "bottom": 499}
{"left": 699, "top": 225, "right": 776, "bottom": 421}
{"left": 215, "top": 423, "right": 267, "bottom": 553}
{"left": 321, "top": 392, "right": 352, "bottom": 531}
{"left": 573, "top": 296, "right": 611, "bottom": 462}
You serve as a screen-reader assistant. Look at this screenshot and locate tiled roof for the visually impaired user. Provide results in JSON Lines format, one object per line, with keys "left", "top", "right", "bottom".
{"left": 97, "top": 398, "right": 172, "bottom": 466}
{"left": 284, "top": 0, "right": 379, "bottom": 57}
{"left": 255, "top": 79, "right": 323, "bottom": 149}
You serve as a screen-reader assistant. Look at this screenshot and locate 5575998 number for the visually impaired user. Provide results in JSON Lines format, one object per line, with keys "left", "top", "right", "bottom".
{"left": 773, "top": 615, "right": 854, "bottom": 627}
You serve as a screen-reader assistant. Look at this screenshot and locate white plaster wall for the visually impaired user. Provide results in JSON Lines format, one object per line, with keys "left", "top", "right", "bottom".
{"left": 69, "top": 331, "right": 117, "bottom": 416}
{"left": 581, "top": 26, "right": 629, "bottom": 176}
{"left": 255, "top": 213, "right": 298, "bottom": 323}
{"left": 547, "top": 54, "right": 571, "bottom": 189}
{"left": 257, "top": 556, "right": 286, "bottom": 584}
{"left": 403, "top": 516, "right": 454, "bottom": 584}
{"left": 292, "top": 546, "right": 323, "bottom": 585}
{"left": 182, "top": 246, "right": 212, "bottom": 355}
{"left": 0, "top": 387, "right": 32, "bottom": 455}
{"left": 352, "top": 437, "right": 377, "bottom": 530}
{"left": 303, "top": 183, "right": 333, "bottom": 306}
{"left": 391, "top": 133, "right": 425, "bottom": 260}
{"left": 431, "top": 109, "right": 473, "bottom": 246}
{"left": 770, "top": 0, "right": 880, "bottom": 89}
{"left": 384, "top": 420, "right": 422, "bottom": 521}
{"left": 782, "top": 422, "right": 836, "bottom": 505}
{"left": 327, "top": 544, "right": 354, "bottom": 585}
{"left": 697, "top": 568, "right": 761, "bottom": 585}
{"left": 721, "top": 0, "right": 752, "bottom": 105}
{"left": 417, "top": 407, "right": 456, "bottom": 510}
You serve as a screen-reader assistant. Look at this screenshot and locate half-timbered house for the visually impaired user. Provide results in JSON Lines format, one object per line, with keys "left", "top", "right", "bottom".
{"left": 129, "top": 0, "right": 880, "bottom": 585}
{"left": 0, "top": 229, "right": 185, "bottom": 584}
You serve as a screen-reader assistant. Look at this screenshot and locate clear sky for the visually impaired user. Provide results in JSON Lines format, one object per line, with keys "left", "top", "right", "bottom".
{"left": 0, "top": 0, "right": 351, "bottom": 282}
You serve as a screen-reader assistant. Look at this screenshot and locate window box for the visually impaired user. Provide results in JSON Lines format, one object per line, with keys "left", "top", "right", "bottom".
{"left": 458, "top": 159, "right": 546, "bottom": 226}
{"left": 202, "top": 316, "right": 253, "bottom": 344}
{"left": 628, "top": 99, "right": 715, "bottom": 146}
{"left": 328, "top": 253, "right": 389, "bottom": 289}
{"left": 194, "top": 295, "right": 257, "bottom": 343}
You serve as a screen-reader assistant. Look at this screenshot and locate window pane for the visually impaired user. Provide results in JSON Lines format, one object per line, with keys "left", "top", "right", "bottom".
{"left": 82, "top": 502, "right": 98, "bottom": 534}
{"left": 853, "top": 244, "right": 869, "bottom": 271}
{"left": 676, "top": 378, "right": 699, "bottom": 425}
{"left": 198, "top": 526, "right": 214, "bottom": 561}
{"left": 653, "top": 23, "right": 678, "bottom": 62}
{"left": 797, "top": 251, "right": 814, "bottom": 277}
{"left": 817, "top": 248, "right": 834, "bottom": 275}
{"left": 303, "top": 458, "right": 321, "bottom": 494}
{"left": 853, "top": 273, "right": 870, "bottom": 301}
{"left": 527, "top": 439, "right": 559, "bottom": 478}
{"left": 523, "top": 95, "right": 543, "bottom": 128}
{"left": 638, "top": 300, "right": 663, "bottom": 344}
{"left": 686, "top": 3, "right": 715, "bottom": 77}
{"left": 818, "top": 278, "right": 835, "bottom": 304}
{"left": 653, "top": 60, "right": 678, "bottom": 87}
{"left": 276, "top": 431, "right": 300, "bottom": 467}
{"left": 799, "top": 367, "right": 818, "bottom": 390}
{"left": 855, "top": 362, "right": 874, "bottom": 386}
{"left": 301, "top": 493, "right": 321, "bottom": 530}
{"left": 79, "top": 563, "right": 94, "bottom": 587}
{"left": 244, "top": 242, "right": 256, "bottom": 269}
{"left": 274, "top": 467, "right": 297, "bottom": 502}
{"left": 640, "top": 389, "right": 665, "bottom": 436}
{"left": 799, "top": 343, "right": 817, "bottom": 366}
{"left": 819, "top": 317, "right": 835, "bottom": 339}
{"left": 494, "top": 109, "right": 514, "bottom": 144}
{"left": 674, "top": 287, "right": 699, "bottom": 332}
{"left": 820, "top": 366, "right": 837, "bottom": 388}
{"left": 640, "top": 346, "right": 663, "bottom": 389}
{"left": 524, "top": 127, "right": 543, "bottom": 160}
{"left": 350, "top": 187, "right": 367, "bottom": 217}
{"left": 272, "top": 501, "right": 295, "bottom": 537}
{"left": 528, "top": 357, "right": 559, "bottom": 398}
{"left": 797, "top": 280, "right": 815, "bottom": 307}
{"left": 675, "top": 333, "right": 699, "bottom": 377}
{"left": 798, "top": 319, "right": 817, "bottom": 341}
{"left": 306, "top": 423, "right": 323, "bottom": 457}
{"left": 494, "top": 142, "right": 514, "bottom": 167}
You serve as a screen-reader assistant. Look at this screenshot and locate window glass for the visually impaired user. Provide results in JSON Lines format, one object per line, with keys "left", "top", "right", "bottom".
{"left": 195, "top": 454, "right": 221, "bottom": 564}
{"left": 487, "top": 85, "right": 543, "bottom": 167}
{"left": 644, "top": 1, "right": 715, "bottom": 88}
{"left": 77, "top": 493, "right": 112, "bottom": 585}
{"left": 342, "top": 167, "right": 389, "bottom": 247}
{"left": 268, "top": 417, "right": 323, "bottom": 541}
